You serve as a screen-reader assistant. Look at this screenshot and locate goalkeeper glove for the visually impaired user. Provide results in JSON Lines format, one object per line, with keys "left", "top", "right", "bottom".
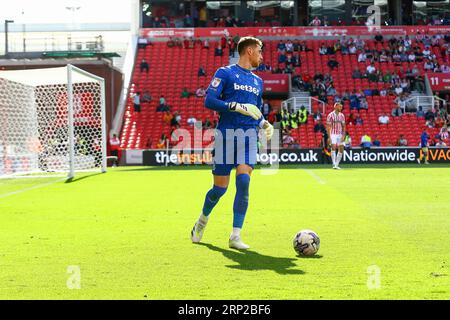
{"left": 228, "top": 102, "right": 262, "bottom": 120}
{"left": 259, "top": 120, "right": 274, "bottom": 141}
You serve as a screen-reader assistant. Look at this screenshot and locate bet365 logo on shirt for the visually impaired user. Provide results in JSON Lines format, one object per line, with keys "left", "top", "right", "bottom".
{"left": 233, "top": 83, "right": 260, "bottom": 95}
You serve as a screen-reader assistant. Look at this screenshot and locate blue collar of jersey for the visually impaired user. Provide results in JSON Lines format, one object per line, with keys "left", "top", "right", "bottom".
{"left": 234, "top": 63, "right": 252, "bottom": 73}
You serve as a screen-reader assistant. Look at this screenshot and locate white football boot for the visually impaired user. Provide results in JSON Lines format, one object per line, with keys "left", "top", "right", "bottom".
{"left": 191, "top": 218, "right": 207, "bottom": 243}
{"left": 229, "top": 236, "right": 250, "bottom": 250}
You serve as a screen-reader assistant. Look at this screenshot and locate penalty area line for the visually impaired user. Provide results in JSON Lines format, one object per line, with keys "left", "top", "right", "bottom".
{"left": 304, "top": 169, "right": 326, "bottom": 185}
{"left": 0, "top": 178, "right": 66, "bottom": 200}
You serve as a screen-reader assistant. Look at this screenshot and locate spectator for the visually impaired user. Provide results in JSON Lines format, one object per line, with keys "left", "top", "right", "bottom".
{"left": 416, "top": 106, "right": 425, "bottom": 118}
{"left": 358, "top": 51, "right": 367, "bottom": 63}
{"left": 225, "top": 16, "right": 234, "bottom": 27}
{"left": 380, "top": 51, "right": 389, "bottom": 62}
{"left": 435, "top": 116, "right": 445, "bottom": 128}
{"left": 424, "top": 108, "right": 435, "bottom": 122}
{"left": 343, "top": 131, "right": 352, "bottom": 149}
{"left": 167, "top": 37, "right": 176, "bottom": 48}
{"left": 173, "top": 37, "right": 182, "bottom": 48}
{"left": 400, "top": 79, "right": 410, "bottom": 93}
{"left": 347, "top": 113, "right": 356, "bottom": 126}
{"left": 314, "top": 119, "right": 325, "bottom": 133}
{"left": 355, "top": 114, "right": 363, "bottom": 125}
{"left": 216, "top": 17, "right": 225, "bottom": 28}
{"left": 220, "top": 36, "right": 227, "bottom": 49}
{"left": 142, "top": 91, "right": 152, "bottom": 103}
{"left": 170, "top": 111, "right": 181, "bottom": 128}
{"left": 140, "top": 59, "right": 149, "bottom": 74}
{"left": 267, "top": 109, "right": 277, "bottom": 124}
{"left": 278, "top": 52, "right": 287, "bottom": 64}
{"left": 262, "top": 100, "right": 272, "bottom": 118}
{"left": 162, "top": 111, "right": 173, "bottom": 125}
{"left": 195, "top": 86, "right": 206, "bottom": 97}
{"left": 156, "top": 134, "right": 168, "bottom": 149}
{"left": 426, "top": 116, "right": 436, "bottom": 128}
{"left": 277, "top": 40, "right": 286, "bottom": 53}
{"left": 181, "top": 87, "right": 192, "bottom": 98}
{"left": 137, "top": 37, "right": 150, "bottom": 49}
{"left": 198, "top": 66, "right": 206, "bottom": 77}
{"left": 309, "top": 16, "right": 321, "bottom": 26}
{"left": 424, "top": 59, "right": 434, "bottom": 71}
{"left": 285, "top": 40, "right": 294, "bottom": 53}
{"left": 395, "top": 95, "right": 407, "bottom": 112}
{"left": 133, "top": 92, "right": 141, "bottom": 113}
{"left": 352, "top": 69, "right": 363, "bottom": 79}
{"left": 373, "top": 135, "right": 381, "bottom": 147}
{"left": 203, "top": 118, "right": 212, "bottom": 129}
{"left": 203, "top": 39, "right": 209, "bottom": 49}
{"left": 183, "top": 14, "right": 193, "bottom": 27}
{"left": 397, "top": 134, "right": 408, "bottom": 146}
{"left": 187, "top": 116, "right": 197, "bottom": 126}
{"left": 379, "top": 113, "right": 390, "bottom": 124}
{"left": 272, "top": 65, "right": 282, "bottom": 74}
{"left": 214, "top": 45, "right": 223, "bottom": 56}
{"left": 366, "top": 63, "right": 376, "bottom": 75}
{"left": 394, "top": 85, "right": 404, "bottom": 96}
{"left": 392, "top": 105, "right": 403, "bottom": 117}
{"left": 328, "top": 43, "right": 337, "bottom": 55}
{"left": 327, "top": 57, "right": 339, "bottom": 70}
{"left": 359, "top": 97, "right": 369, "bottom": 110}
{"left": 109, "top": 134, "right": 120, "bottom": 166}
{"left": 423, "top": 46, "right": 432, "bottom": 59}
{"left": 374, "top": 32, "right": 384, "bottom": 43}
{"left": 156, "top": 95, "right": 168, "bottom": 112}
{"left": 228, "top": 38, "right": 237, "bottom": 57}
{"left": 439, "top": 124, "right": 449, "bottom": 141}
{"left": 199, "top": 6, "right": 207, "bottom": 27}
{"left": 282, "top": 130, "right": 295, "bottom": 148}
{"left": 319, "top": 44, "right": 328, "bottom": 55}
{"left": 313, "top": 109, "right": 323, "bottom": 122}
{"left": 326, "top": 84, "right": 337, "bottom": 96}
{"left": 350, "top": 94, "right": 360, "bottom": 110}
{"left": 360, "top": 134, "right": 372, "bottom": 149}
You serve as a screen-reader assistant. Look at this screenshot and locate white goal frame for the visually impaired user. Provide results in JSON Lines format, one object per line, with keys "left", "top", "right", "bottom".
{"left": 0, "top": 64, "right": 107, "bottom": 179}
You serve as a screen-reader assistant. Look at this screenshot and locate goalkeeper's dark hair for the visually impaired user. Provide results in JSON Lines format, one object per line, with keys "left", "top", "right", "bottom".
{"left": 237, "top": 36, "right": 263, "bottom": 56}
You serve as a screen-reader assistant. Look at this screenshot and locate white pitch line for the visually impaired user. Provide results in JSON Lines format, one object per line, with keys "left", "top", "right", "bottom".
{"left": 0, "top": 178, "right": 66, "bottom": 200}
{"left": 304, "top": 169, "right": 326, "bottom": 185}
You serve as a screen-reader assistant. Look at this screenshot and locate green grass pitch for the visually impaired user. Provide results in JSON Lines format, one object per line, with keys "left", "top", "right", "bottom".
{"left": 0, "top": 164, "right": 449, "bottom": 299}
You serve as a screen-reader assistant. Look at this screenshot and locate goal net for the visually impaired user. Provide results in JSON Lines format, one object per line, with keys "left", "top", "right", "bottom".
{"left": 0, "top": 65, "right": 106, "bottom": 179}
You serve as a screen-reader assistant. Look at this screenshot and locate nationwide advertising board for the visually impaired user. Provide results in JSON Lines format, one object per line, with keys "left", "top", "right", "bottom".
{"left": 131, "top": 147, "right": 450, "bottom": 166}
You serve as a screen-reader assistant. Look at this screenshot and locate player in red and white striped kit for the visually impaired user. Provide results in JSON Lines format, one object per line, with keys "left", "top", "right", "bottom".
{"left": 326, "top": 102, "right": 346, "bottom": 169}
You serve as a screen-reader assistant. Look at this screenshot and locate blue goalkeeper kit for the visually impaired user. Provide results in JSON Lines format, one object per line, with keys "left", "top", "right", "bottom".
{"left": 205, "top": 64, "right": 264, "bottom": 176}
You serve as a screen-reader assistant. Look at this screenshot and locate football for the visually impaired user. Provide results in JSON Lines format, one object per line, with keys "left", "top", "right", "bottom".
{"left": 293, "top": 230, "right": 320, "bottom": 256}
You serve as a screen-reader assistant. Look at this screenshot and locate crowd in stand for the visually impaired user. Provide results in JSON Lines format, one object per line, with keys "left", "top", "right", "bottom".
{"left": 133, "top": 23, "right": 450, "bottom": 150}
{"left": 144, "top": 10, "right": 450, "bottom": 29}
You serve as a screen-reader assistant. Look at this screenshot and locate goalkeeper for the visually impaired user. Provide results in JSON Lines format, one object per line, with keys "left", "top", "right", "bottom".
{"left": 191, "top": 36, "right": 273, "bottom": 250}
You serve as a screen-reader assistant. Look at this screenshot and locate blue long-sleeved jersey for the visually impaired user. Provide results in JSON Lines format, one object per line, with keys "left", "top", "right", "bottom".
{"left": 205, "top": 64, "right": 264, "bottom": 130}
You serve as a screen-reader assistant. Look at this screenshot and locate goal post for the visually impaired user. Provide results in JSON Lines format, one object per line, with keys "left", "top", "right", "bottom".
{"left": 0, "top": 65, "right": 107, "bottom": 179}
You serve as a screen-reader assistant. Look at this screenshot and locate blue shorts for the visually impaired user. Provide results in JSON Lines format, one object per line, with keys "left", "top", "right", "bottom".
{"left": 211, "top": 128, "right": 258, "bottom": 176}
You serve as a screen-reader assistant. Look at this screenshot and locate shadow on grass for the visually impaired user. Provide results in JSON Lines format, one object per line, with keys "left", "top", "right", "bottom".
{"left": 197, "top": 243, "right": 305, "bottom": 275}
{"left": 65, "top": 172, "right": 105, "bottom": 183}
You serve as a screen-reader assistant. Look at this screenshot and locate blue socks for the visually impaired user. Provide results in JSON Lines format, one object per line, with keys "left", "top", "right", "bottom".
{"left": 233, "top": 174, "right": 250, "bottom": 228}
{"left": 201, "top": 174, "right": 251, "bottom": 230}
{"left": 202, "top": 185, "right": 227, "bottom": 217}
